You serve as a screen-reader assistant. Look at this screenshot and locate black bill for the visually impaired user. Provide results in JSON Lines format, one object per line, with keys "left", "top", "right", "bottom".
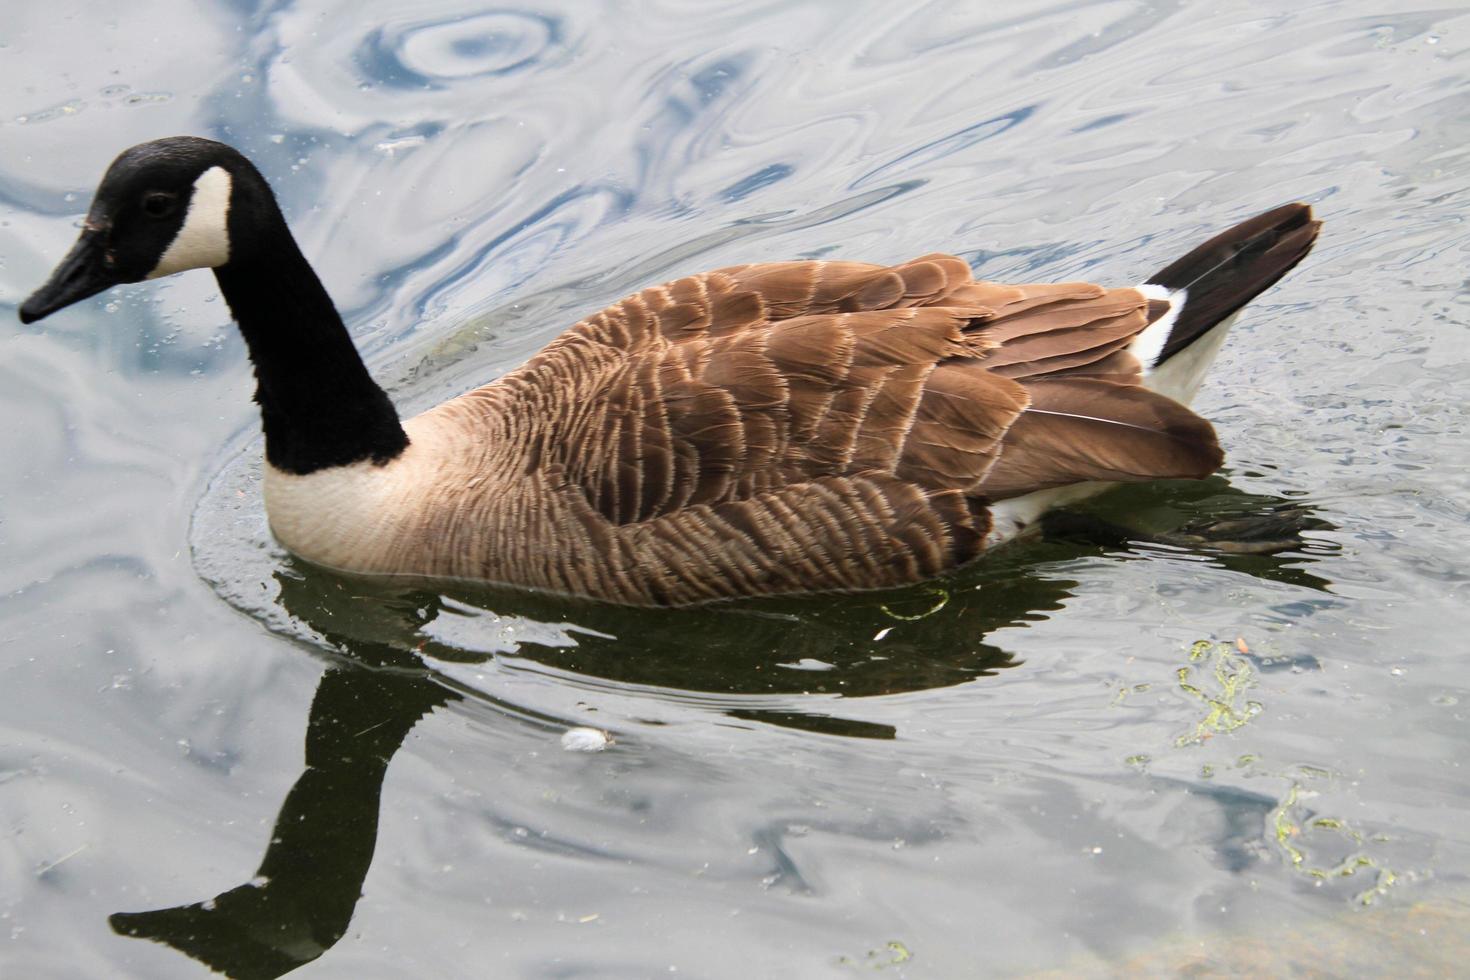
{"left": 19, "top": 231, "right": 121, "bottom": 324}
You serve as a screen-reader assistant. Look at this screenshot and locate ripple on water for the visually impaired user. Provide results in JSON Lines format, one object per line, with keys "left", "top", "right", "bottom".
{"left": 357, "top": 11, "right": 561, "bottom": 88}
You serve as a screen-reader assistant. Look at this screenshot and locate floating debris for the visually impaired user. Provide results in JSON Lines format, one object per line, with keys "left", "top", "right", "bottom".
{"left": 560, "top": 727, "right": 612, "bottom": 752}
{"left": 375, "top": 134, "right": 428, "bottom": 155}
{"left": 837, "top": 939, "right": 913, "bottom": 971}
{"left": 15, "top": 99, "right": 84, "bottom": 125}
{"left": 1111, "top": 681, "right": 1152, "bottom": 706}
{"left": 776, "top": 658, "right": 836, "bottom": 672}
{"left": 35, "top": 843, "right": 88, "bottom": 878}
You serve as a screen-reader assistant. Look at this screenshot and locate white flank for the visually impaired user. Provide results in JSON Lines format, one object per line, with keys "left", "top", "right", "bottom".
{"left": 1143, "top": 310, "right": 1240, "bottom": 406}
{"left": 984, "top": 482, "right": 1106, "bottom": 548}
{"left": 147, "top": 166, "right": 232, "bottom": 278}
{"left": 1130, "top": 283, "right": 1243, "bottom": 405}
{"left": 1128, "top": 283, "right": 1184, "bottom": 371}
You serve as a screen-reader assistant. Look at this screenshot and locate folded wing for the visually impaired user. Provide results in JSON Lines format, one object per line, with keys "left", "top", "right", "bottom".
{"left": 489, "top": 253, "right": 1221, "bottom": 595}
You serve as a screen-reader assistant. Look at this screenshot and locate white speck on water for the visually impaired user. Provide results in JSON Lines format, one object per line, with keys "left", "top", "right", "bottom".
{"left": 375, "top": 134, "right": 427, "bottom": 155}
{"left": 775, "top": 658, "right": 835, "bottom": 671}
{"left": 561, "top": 727, "right": 612, "bottom": 752}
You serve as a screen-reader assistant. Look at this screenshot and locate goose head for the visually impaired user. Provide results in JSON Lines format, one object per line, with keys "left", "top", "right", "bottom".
{"left": 20, "top": 136, "right": 270, "bottom": 323}
{"left": 20, "top": 137, "right": 408, "bottom": 475}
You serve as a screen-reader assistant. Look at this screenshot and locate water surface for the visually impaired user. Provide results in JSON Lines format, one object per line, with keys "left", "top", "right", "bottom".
{"left": 3, "top": 1, "right": 1469, "bottom": 976}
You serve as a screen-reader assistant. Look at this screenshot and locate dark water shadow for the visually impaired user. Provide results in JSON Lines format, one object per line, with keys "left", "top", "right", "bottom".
{"left": 109, "top": 477, "right": 1334, "bottom": 978}
{"left": 110, "top": 663, "right": 453, "bottom": 979}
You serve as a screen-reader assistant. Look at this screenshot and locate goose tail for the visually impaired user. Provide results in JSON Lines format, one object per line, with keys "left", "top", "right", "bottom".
{"left": 1131, "top": 202, "right": 1321, "bottom": 402}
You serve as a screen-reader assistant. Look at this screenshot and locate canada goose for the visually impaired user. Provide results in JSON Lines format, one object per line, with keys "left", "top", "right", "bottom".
{"left": 20, "top": 137, "right": 1319, "bottom": 606}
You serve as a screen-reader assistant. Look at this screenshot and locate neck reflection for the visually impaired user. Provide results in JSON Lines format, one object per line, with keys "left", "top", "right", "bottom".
{"left": 111, "top": 661, "right": 454, "bottom": 978}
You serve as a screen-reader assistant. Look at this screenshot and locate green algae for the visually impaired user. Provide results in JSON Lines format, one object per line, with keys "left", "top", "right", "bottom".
{"left": 1269, "top": 771, "right": 1406, "bottom": 906}
{"left": 1174, "top": 639, "right": 1262, "bottom": 746}
{"left": 1110, "top": 682, "right": 1152, "bottom": 706}
{"left": 879, "top": 588, "right": 949, "bottom": 621}
{"left": 1111, "top": 640, "right": 1415, "bottom": 908}
{"left": 836, "top": 939, "right": 913, "bottom": 971}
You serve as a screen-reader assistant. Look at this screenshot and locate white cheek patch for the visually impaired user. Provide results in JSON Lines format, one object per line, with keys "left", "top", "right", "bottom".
{"left": 147, "top": 166, "right": 233, "bottom": 278}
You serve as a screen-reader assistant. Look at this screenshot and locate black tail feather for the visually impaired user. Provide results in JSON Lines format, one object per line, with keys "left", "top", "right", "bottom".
{"left": 1149, "top": 202, "right": 1320, "bottom": 363}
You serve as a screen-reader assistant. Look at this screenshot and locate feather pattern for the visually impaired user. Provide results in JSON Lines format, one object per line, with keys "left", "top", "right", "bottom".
{"left": 978, "top": 378, "right": 1222, "bottom": 498}
{"left": 266, "top": 252, "right": 1240, "bottom": 605}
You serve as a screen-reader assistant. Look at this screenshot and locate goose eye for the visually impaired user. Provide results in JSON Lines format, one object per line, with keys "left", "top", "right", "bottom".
{"left": 141, "top": 191, "right": 178, "bottom": 218}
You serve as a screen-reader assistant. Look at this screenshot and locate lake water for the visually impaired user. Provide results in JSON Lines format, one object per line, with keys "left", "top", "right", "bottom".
{"left": 3, "top": 1, "right": 1470, "bottom": 977}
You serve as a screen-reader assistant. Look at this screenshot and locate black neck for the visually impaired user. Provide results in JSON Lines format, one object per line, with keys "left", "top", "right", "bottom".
{"left": 213, "top": 218, "right": 408, "bottom": 475}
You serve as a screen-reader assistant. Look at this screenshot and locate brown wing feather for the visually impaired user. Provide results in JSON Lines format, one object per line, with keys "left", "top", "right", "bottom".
{"left": 482, "top": 254, "right": 1221, "bottom": 600}
{"left": 978, "top": 286, "right": 1148, "bottom": 382}
{"left": 978, "top": 378, "right": 1223, "bottom": 499}
{"left": 547, "top": 274, "right": 1009, "bottom": 525}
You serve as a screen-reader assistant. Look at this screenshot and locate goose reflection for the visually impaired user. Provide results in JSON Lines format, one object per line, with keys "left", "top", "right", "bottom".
{"left": 109, "top": 646, "right": 456, "bottom": 978}
{"left": 110, "top": 476, "right": 1331, "bottom": 978}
